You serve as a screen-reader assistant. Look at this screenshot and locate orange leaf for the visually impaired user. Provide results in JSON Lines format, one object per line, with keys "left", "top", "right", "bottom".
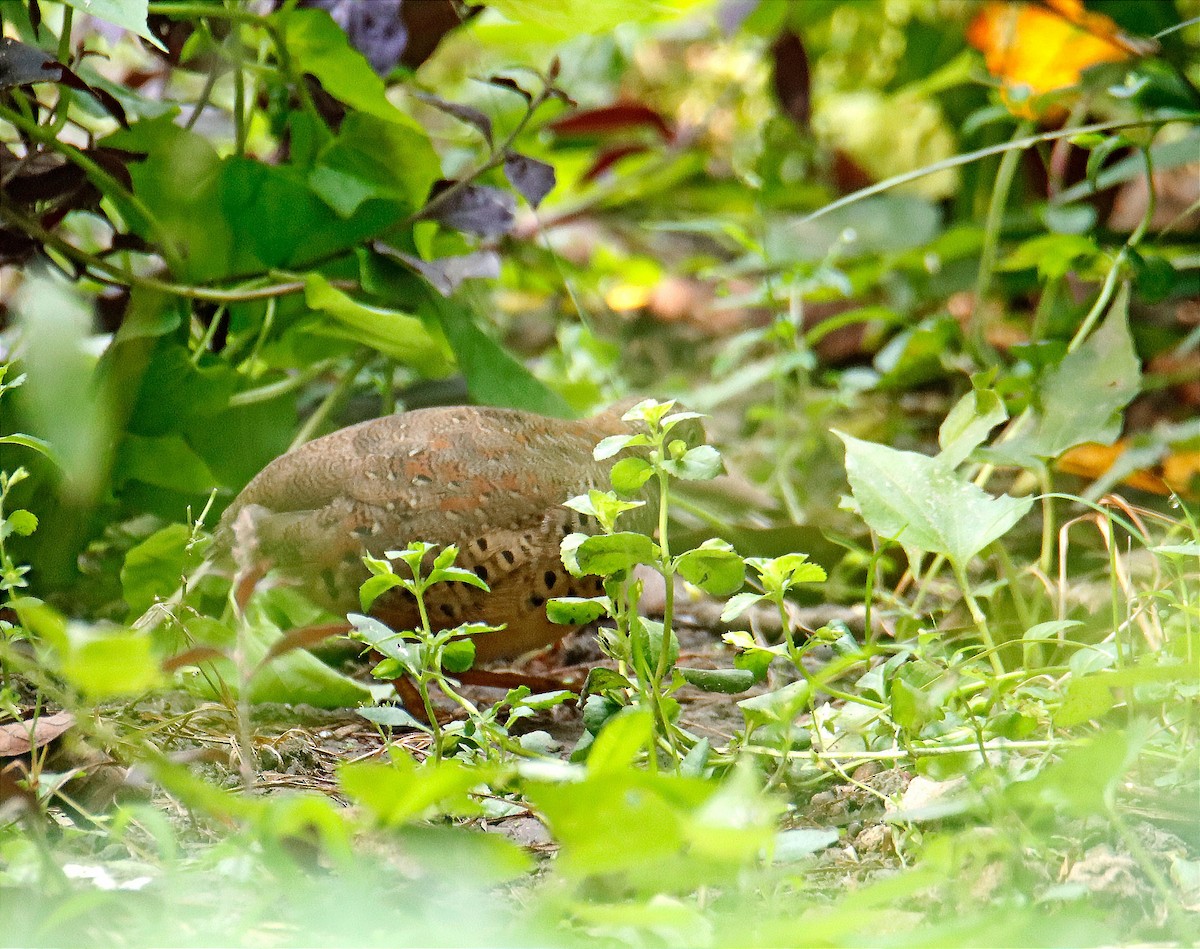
{"left": 1057, "top": 441, "right": 1200, "bottom": 499}
{"left": 967, "top": 0, "right": 1139, "bottom": 118}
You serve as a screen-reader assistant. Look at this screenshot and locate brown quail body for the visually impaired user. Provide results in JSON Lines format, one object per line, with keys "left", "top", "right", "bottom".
{"left": 217, "top": 401, "right": 651, "bottom": 661}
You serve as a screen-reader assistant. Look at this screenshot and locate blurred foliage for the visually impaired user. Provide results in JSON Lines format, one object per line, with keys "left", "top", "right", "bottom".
{"left": 1, "top": 0, "right": 1198, "bottom": 945}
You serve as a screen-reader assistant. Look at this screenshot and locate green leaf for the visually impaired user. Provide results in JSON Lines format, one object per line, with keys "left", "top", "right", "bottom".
{"left": 429, "top": 298, "right": 573, "bottom": 417}
{"left": 738, "top": 679, "right": 812, "bottom": 729}
{"left": 582, "top": 692, "right": 622, "bottom": 735}
{"left": 441, "top": 637, "right": 476, "bottom": 673}
{"left": 357, "top": 705, "right": 428, "bottom": 732}
{"left": 482, "top": 0, "right": 696, "bottom": 37}
{"left": 428, "top": 565, "right": 490, "bottom": 591}
{"left": 1004, "top": 286, "right": 1141, "bottom": 460}
{"left": 838, "top": 432, "right": 1033, "bottom": 570}
{"left": 999, "top": 234, "right": 1098, "bottom": 281}
{"left": 103, "top": 118, "right": 231, "bottom": 281}
{"left": 121, "top": 523, "right": 191, "bottom": 617}
{"left": 219, "top": 157, "right": 397, "bottom": 270}
{"left": 62, "top": 0, "right": 164, "bottom": 50}
{"left": 570, "top": 532, "right": 661, "bottom": 577}
{"left": 674, "top": 540, "right": 745, "bottom": 596}
{"left": 594, "top": 433, "right": 649, "bottom": 460}
{"left": 586, "top": 708, "right": 654, "bottom": 774}
{"left": 747, "top": 554, "right": 827, "bottom": 595}
{"left": 61, "top": 630, "right": 162, "bottom": 698}
{"left": 721, "top": 592, "right": 765, "bottom": 623}
{"left": 662, "top": 444, "right": 723, "bottom": 481}
{"left": 359, "top": 573, "right": 405, "bottom": 612}
{"left": 546, "top": 596, "right": 610, "bottom": 625}
{"left": 679, "top": 667, "right": 755, "bottom": 694}
{"left": 338, "top": 754, "right": 487, "bottom": 826}
{"left": 937, "top": 384, "right": 1007, "bottom": 469}
{"left": 181, "top": 594, "right": 371, "bottom": 708}
{"left": 278, "top": 8, "right": 410, "bottom": 124}
{"left": 304, "top": 274, "right": 453, "bottom": 374}
{"left": 309, "top": 114, "right": 438, "bottom": 217}
{"left": 113, "top": 434, "right": 218, "bottom": 494}
{"left": 1056, "top": 661, "right": 1194, "bottom": 727}
{"left": 5, "top": 510, "right": 38, "bottom": 537}
{"left": 610, "top": 456, "right": 654, "bottom": 494}
{"left": 0, "top": 433, "right": 57, "bottom": 462}
{"left": 1006, "top": 726, "right": 1145, "bottom": 819}
{"left": 563, "top": 489, "right": 645, "bottom": 533}
{"left": 771, "top": 827, "right": 840, "bottom": 862}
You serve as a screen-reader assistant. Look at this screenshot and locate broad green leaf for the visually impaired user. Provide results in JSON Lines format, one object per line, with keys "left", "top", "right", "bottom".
{"left": 771, "top": 827, "right": 840, "bottom": 862}
{"left": 428, "top": 566, "right": 490, "bottom": 590}
{"left": 304, "top": 275, "right": 453, "bottom": 374}
{"left": 569, "top": 532, "right": 661, "bottom": 577}
{"left": 0, "top": 432, "right": 56, "bottom": 462}
{"left": 721, "top": 592, "right": 765, "bottom": 623}
{"left": 278, "top": 8, "right": 408, "bottom": 123}
{"left": 181, "top": 594, "right": 371, "bottom": 708}
{"left": 62, "top": 0, "right": 164, "bottom": 50}
{"left": 585, "top": 708, "right": 654, "bottom": 774}
{"left": 662, "top": 444, "right": 723, "bottom": 481}
{"left": 1006, "top": 726, "right": 1145, "bottom": 819}
{"left": 938, "top": 385, "right": 1007, "bottom": 469}
{"left": 838, "top": 432, "right": 1033, "bottom": 570}
{"left": 441, "top": 637, "right": 476, "bottom": 673}
{"left": 1022, "top": 620, "right": 1083, "bottom": 641}
{"left": 482, "top": 0, "right": 699, "bottom": 37}
{"left": 525, "top": 772, "right": 691, "bottom": 878}
{"left": 1056, "top": 661, "right": 1194, "bottom": 727}
{"left": 546, "top": 596, "right": 610, "bottom": 625}
{"left": 430, "top": 298, "right": 573, "bottom": 416}
{"left": 1005, "top": 285, "right": 1141, "bottom": 460}
{"left": 61, "top": 630, "right": 162, "bottom": 698}
{"left": 610, "top": 456, "right": 654, "bottom": 493}
{"left": 103, "top": 117, "right": 232, "bottom": 281}
{"left": 359, "top": 573, "right": 405, "bottom": 612}
{"left": 674, "top": 540, "right": 745, "bottom": 596}
{"left": 338, "top": 754, "right": 487, "bottom": 826}
{"left": 121, "top": 523, "right": 191, "bottom": 617}
{"left": 999, "top": 233, "right": 1098, "bottom": 280}
{"left": 594, "top": 433, "right": 650, "bottom": 460}
{"left": 113, "top": 434, "right": 218, "bottom": 494}
{"left": 219, "top": 157, "right": 401, "bottom": 269}
{"left": 357, "top": 705, "right": 428, "bottom": 732}
{"left": 4, "top": 510, "right": 38, "bottom": 537}
{"left": 309, "top": 113, "right": 438, "bottom": 217}
{"left": 738, "top": 679, "right": 812, "bottom": 729}
{"left": 679, "top": 667, "right": 755, "bottom": 694}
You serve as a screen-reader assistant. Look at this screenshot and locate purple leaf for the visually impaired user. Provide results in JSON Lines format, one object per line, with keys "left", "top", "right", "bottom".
{"left": 422, "top": 182, "right": 515, "bottom": 238}
{"left": 0, "top": 36, "right": 62, "bottom": 87}
{"left": 303, "top": 0, "right": 408, "bottom": 76}
{"left": 483, "top": 74, "right": 532, "bottom": 103}
{"left": 374, "top": 244, "right": 501, "bottom": 296}
{"left": 0, "top": 38, "right": 128, "bottom": 126}
{"left": 771, "top": 31, "right": 811, "bottom": 131}
{"left": 504, "top": 153, "right": 555, "bottom": 209}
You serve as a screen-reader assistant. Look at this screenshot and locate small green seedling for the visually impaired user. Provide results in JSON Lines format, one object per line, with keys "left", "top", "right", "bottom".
{"left": 353, "top": 542, "right": 573, "bottom": 761}
{"left": 553, "top": 399, "right": 750, "bottom": 766}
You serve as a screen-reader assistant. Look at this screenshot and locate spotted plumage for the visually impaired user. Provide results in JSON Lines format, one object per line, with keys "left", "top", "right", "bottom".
{"left": 217, "top": 400, "right": 656, "bottom": 661}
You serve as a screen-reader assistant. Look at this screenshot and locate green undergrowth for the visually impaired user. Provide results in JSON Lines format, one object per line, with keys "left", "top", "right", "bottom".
{"left": 2, "top": 0, "right": 1199, "bottom": 946}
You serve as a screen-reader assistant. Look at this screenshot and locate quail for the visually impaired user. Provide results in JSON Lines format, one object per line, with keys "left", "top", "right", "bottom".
{"left": 216, "top": 400, "right": 665, "bottom": 661}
